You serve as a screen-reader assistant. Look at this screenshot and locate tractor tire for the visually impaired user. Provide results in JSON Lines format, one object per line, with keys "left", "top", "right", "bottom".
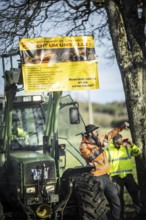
{"left": 0, "top": 201, "right": 5, "bottom": 220}
{"left": 74, "top": 173, "right": 107, "bottom": 220}
{"left": 59, "top": 170, "right": 107, "bottom": 220}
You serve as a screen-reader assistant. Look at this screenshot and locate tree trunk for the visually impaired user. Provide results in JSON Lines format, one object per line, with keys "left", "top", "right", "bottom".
{"left": 105, "top": 0, "right": 146, "bottom": 204}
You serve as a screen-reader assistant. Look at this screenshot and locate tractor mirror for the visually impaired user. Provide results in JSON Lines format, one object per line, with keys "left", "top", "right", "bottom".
{"left": 69, "top": 107, "right": 80, "bottom": 124}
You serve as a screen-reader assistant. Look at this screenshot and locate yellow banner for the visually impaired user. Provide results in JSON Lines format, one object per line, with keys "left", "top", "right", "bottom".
{"left": 19, "top": 36, "right": 99, "bottom": 92}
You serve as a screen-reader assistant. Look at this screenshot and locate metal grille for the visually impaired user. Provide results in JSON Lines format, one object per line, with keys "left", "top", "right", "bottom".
{"left": 24, "top": 161, "right": 56, "bottom": 185}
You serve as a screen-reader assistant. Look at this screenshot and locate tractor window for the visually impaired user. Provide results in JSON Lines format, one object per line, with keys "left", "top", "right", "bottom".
{"left": 58, "top": 95, "right": 86, "bottom": 166}
{"left": 11, "top": 104, "right": 45, "bottom": 149}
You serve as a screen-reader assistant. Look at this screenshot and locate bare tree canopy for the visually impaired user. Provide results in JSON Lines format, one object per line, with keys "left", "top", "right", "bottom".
{"left": 0, "top": 0, "right": 146, "bottom": 204}
{"left": 0, "top": 1, "right": 145, "bottom": 51}
{"left": 0, "top": 0, "right": 110, "bottom": 52}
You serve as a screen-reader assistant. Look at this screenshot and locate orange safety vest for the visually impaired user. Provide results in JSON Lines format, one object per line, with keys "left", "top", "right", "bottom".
{"left": 79, "top": 127, "right": 122, "bottom": 177}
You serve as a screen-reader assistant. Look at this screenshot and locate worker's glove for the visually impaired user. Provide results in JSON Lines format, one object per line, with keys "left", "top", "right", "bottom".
{"left": 88, "top": 162, "right": 94, "bottom": 166}
{"left": 88, "top": 162, "right": 96, "bottom": 170}
{"left": 120, "top": 122, "right": 130, "bottom": 130}
{"left": 126, "top": 141, "right": 133, "bottom": 147}
{"left": 103, "top": 139, "right": 108, "bottom": 147}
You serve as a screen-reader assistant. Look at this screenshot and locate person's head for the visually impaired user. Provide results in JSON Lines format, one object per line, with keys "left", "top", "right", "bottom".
{"left": 12, "top": 117, "right": 19, "bottom": 135}
{"left": 85, "top": 124, "right": 99, "bottom": 141}
{"left": 12, "top": 118, "right": 19, "bottom": 127}
{"left": 113, "top": 134, "right": 123, "bottom": 147}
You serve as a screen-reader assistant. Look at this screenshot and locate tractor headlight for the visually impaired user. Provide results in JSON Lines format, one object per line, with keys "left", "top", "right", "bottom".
{"left": 46, "top": 185, "right": 55, "bottom": 193}
{"left": 32, "top": 95, "right": 42, "bottom": 101}
{"left": 26, "top": 187, "right": 36, "bottom": 193}
{"left": 23, "top": 96, "right": 32, "bottom": 102}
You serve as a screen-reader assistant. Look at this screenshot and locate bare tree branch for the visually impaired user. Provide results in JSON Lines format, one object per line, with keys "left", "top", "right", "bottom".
{"left": 0, "top": 0, "right": 107, "bottom": 53}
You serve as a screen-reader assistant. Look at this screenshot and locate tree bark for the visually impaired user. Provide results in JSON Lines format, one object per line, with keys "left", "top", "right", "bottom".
{"left": 105, "top": 0, "right": 146, "bottom": 204}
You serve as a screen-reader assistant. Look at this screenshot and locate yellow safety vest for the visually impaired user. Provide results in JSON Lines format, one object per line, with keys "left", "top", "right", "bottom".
{"left": 106, "top": 143, "right": 140, "bottom": 178}
{"left": 11, "top": 127, "right": 28, "bottom": 143}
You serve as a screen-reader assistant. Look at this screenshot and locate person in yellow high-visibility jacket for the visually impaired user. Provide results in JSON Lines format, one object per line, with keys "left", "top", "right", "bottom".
{"left": 11, "top": 119, "right": 29, "bottom": 144}
{"left": 106, "top": 134, "right": 146, "bottom": 219}
{"left": 12, "top": 127, "right": 28, "bottom": 139}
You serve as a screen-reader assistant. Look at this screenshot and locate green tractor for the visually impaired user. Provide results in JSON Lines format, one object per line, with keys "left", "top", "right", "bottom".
{"left": 0, "top": 50, "right": 107, "bottom": 220}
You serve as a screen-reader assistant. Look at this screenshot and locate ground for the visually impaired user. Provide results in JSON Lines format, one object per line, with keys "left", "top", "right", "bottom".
{"left": 106, "top": 203, "right": 146, "bottom": 220}
{"left": 125, "top": 204, "right": 146, "bottom": 220}
{"left": 125, "top": 212, "right": 145, "bottom": 220}
{"left": 4, "top": 204, "right": 146, "bottom": 219}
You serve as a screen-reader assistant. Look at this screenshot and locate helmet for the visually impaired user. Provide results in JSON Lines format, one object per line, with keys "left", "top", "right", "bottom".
{"left": 85, "top": 124, "right": 99, "bottom": 134}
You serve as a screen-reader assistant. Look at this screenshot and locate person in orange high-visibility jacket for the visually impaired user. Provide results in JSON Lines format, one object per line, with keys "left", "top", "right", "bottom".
{"left": 79, "top": 122, "right": 129, "bottom": 220}
{"left": 106, "top": 134, "right": 146, "bottom": 219}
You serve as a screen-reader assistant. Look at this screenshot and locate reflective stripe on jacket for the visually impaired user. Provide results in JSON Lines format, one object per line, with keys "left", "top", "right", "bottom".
{"left": 79, "top": 127, "right": 122, "bottom": 177}
{"left": 80, "top": 137, "right": 109, "bottom": 176}
{"left": 106, "top": 143, "right": 140, "bottom": 178}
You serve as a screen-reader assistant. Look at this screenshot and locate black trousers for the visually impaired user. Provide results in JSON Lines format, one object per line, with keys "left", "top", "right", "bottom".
{"left": 112, "top": 174, "right": 141, "bottom": 217}
{"left": 95, "top": 174, "right": 121, "bottom": 220}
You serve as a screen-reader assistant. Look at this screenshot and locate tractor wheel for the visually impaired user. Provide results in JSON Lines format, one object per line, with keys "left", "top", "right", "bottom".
{"left": 59, "top": 170, "right": 107, "bottom": 220}
{"left": 0, "top": 201, "right": 5, "bottom": 220}
{"left": 74, "top": 173, "right": 107, "bottom": 220}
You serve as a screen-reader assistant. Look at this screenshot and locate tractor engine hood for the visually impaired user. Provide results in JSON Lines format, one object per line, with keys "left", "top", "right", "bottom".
{"left": 7, "top": 151, "right": 56, "bottom": 186}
